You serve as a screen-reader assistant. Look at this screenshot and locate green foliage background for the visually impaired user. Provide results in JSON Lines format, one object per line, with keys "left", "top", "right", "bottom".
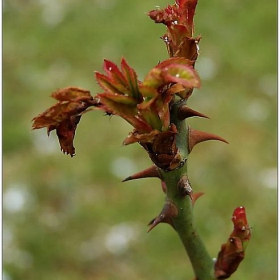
{"left": 3, "top": 0, "right": 277, "bottom": 279}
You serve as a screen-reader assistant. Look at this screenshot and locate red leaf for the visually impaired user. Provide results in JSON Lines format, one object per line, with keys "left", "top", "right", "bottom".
{"left": 103, "top": 59, "right": 127, "bottom": 86}
{"left": 32, "top": 101, "right": 89, "bottom": 132}
{"left": 98, "top": 93, "right": 152, "bottom": 133}
{"left": 143, "top": 58, "right": 200, "bottom": 93}
{"left": 56, "top": 115, "right": 81, "bottom": 157}
{"left": 95, "top": 72, "right": 130, "bottom": 95}
{"left": 123, "top": 129, "right": 160, "bottom": 145}
{"left": 162, "top": 64, "right": 200, "bottom": 88}
{"left": 121, "top": 57, "right": 142, "bottom": 101}
{"left": 32, "top": 87, "right": 96, "bottom": 156}
{"left": 51, "top": 87, "right": 92, "bottom": 102}
{"left": 142, "top": 68, "right": 164, "bottom": 89}
{"left": 156, "top": 57, "right": 194, "bottom": 69}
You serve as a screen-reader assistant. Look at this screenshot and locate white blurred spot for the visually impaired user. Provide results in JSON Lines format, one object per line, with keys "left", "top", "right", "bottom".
{"left": 48, "top": 60, "right": 71, "bottom": 84}
{"left": 3, "top": 271, "right": 12, "bottom": 280}
{"left": 258, "top": 74, "right": 277, "bottom": 97}
{"left": 104, "top": 222, "right": 139, "bottom": 255}
{"left": 3, "top": 184, "right": 30, "bottom": 213}
{"left": 260, "top": 168, "right": 277, "bottom": 189}
{"left": 245, "top": 99, "right": 269, "bottom": 121}
{"left": 4, "top": 248, "right": 33, "bottom": 269}
{"left": 110, "top": 157, "right": 137, "bottom": 179}
{"left": 32, "top": 130, "right": 57, "bottom": 155}
{"left": 196, "top": 57, "right": 218, "bottom": 80}
{"left": 79, "top": 222, "right": 141, "bottom": 260}
{"left": 3, "top": 225, "right": 13, "bottom": 249}
{"left": 39, "top": 0, "right": 66, "bottom": 26}
{"left": 4, "top": 226, "right": 33, "bottom": 269}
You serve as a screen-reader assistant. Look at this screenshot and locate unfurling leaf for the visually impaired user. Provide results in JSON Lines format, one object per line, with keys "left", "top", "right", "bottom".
{"left": 32, "top": 87, "right": 98, "bottom": 156}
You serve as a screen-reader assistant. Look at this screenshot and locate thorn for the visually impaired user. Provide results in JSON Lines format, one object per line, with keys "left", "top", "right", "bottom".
{"left": 161, "top": 181, "right": 167, "bottom": 193}
{"left": 147, "top": 201, "right": 178, "bottom": 232}
{"left": 122, "top": 165, "right": 161, "bottom": 182}
{"left": 192, "top": 192, "right": 204, "bottom": 206}
{"left": 178, "top": 105, "right": 209, "bottom": 120}
{"left": 188, "top": 126, "right": 229, "bottom": 153}
{"left": 147, "top": 216, "right": 162, "bottom": 233}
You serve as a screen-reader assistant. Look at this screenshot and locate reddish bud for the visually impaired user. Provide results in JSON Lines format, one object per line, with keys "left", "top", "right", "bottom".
{"left": 214, "top": 207, "right": 251, "bottom": 279}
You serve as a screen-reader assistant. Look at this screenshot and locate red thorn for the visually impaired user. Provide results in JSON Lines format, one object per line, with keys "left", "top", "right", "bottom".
{"left": 192, "top": 192, "right": 204, "bottom": 206}
{"left": 161, "top": 181, "right": 167, "bottom": 193}
{"left": 178, "top": 105, "right": 209, "bottom": 120}
{"left": 188, "top": 127, "right": 229, "bottom": 153}
{"left": 122, "top": 165, "right": 161, "bottom": 182}
{"left": 147, "top": 216, "right": 161, "bottom": 233}
{"left": 147, "top": 201, "right": 178, "bottom": 232}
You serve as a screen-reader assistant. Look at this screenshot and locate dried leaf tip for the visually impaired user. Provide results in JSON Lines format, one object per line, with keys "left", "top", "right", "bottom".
{"left": 188, "top": 127, "right": 229, "bottom": 153}
{"left": 122, "top": 165, "right": 161, "bottom": 182}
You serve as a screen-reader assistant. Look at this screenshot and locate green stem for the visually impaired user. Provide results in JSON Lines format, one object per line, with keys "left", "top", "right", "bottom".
{"left": 159, "top": 100, "right": 215, "bottom": 280}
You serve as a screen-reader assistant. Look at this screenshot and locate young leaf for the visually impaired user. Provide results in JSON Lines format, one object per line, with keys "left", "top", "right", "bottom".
{"left": 95, "top": 72, "right": 130, "bottom": 95}
{"left": 32, "top": 87, "right": 97, "bottom": 156}
{"left": 56, "top": 115, "right": 81, "bottom": 157}
{"left": 123, "top": 129, "right": 160, "bottom": 145}
{"left": 103, "top": 59, "right": 128, "bottom": 87}
{"left": 161, "top": 64, "right": 200, "bottom": 88}
{"left": 121, "top": 57, "right": 142, "bottom": 101}
{"left": 51, "top": 87, "right": 92, "bottom": 102}
{"left": 98, "top": 93, "right": 152, "bottom": 133}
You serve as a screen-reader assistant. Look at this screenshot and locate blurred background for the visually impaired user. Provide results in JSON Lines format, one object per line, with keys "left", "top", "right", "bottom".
{"left": 3, "top": 0, "right": 277, "bottom": 279}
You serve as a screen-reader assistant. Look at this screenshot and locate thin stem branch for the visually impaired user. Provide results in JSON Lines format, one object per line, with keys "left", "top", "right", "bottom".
{"left": 159, "top": 100, "right": 215, "bottom": 280}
